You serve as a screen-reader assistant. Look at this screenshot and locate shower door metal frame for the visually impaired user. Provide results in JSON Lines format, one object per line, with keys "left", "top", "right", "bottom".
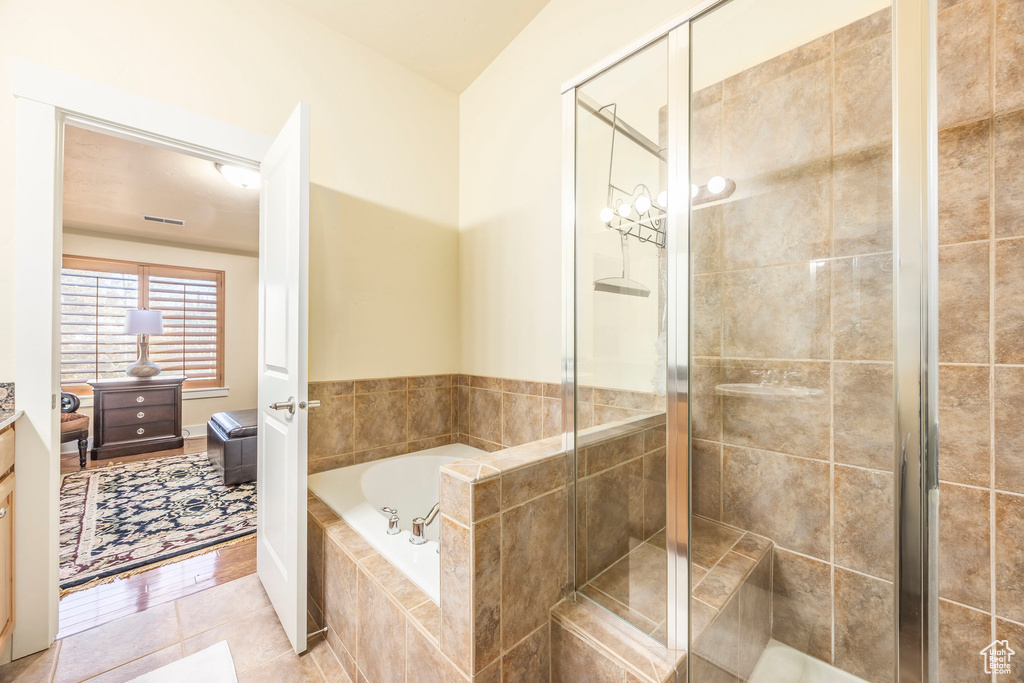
{"left": 892, "top": 0, "right": 940, "bottom": 680}
{"left": 560, "top": 0, "right": 939, "bottom": 679}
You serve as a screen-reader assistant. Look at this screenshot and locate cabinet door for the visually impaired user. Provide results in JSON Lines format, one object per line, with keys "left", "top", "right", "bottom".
{"left": 0, "top": 472, "right": 15, "bottom": 650}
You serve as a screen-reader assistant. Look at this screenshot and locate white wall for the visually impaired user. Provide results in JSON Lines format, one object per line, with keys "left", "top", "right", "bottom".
{"left": 458, "top": 0, "right": 699, "bottom": 383}
{"left": 61, "top": 231, "right": 259, "bottom": 429}
{"left": 0, "top": 0, "right": 461, "bottom": 386}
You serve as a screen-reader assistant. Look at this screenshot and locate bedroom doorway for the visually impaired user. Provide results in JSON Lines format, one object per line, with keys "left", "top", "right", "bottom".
{"left": 13, "top": 61, "right": 311, "bottom": 658}
{"left": 55, "top": 124, "right": 262, "bottom": 636}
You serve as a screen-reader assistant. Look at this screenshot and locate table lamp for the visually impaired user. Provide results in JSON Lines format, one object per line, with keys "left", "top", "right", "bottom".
{"left": 123, "top": 309, "right": 164, "bottom": 377}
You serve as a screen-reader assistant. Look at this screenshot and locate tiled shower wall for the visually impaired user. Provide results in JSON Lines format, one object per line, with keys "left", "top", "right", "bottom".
{"left": 934, "top": 0, "right": 1024, "bottom": 680}
{"left": 690, "top": 10, "right": 898, "bottom": 682}
{"left": 309, "top": 374, "right": 660, "bottom": 472}
{"left": 691, "top": 3, "right": 1024, "bottom": 681}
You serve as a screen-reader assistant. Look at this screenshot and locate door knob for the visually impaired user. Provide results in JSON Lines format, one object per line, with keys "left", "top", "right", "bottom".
{"left": 269, "top": 397, "right": 296, "bottom": 415}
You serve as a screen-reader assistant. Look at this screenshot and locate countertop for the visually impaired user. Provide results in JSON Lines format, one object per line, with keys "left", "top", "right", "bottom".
{"left": 0, "top": 411, "right": 23, "bottom": 432}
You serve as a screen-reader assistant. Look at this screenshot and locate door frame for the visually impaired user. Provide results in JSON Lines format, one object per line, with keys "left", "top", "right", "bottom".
{"left": 11, "top": 58, "right": 273, "bottom": 659}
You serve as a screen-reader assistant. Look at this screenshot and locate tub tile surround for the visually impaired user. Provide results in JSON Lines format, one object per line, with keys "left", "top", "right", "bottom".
{"left": 309, "top": 409, "right": 683, "bottom": 683}
{"left": 308, "top": 494, "right": 455, "bottom": 683}
{"left": 308, "top": 375, "right": 459, "bottom": 474}
{"left": 438, "top": 433, "right": 571, "bottom": 677}
{"left": 309, "top": 373, "right": 661, "bottom": 473}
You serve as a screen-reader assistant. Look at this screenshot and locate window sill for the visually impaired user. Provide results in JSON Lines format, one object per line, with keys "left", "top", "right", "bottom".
{"left": 77, "top": 386, "right": 229, "bottom": 408}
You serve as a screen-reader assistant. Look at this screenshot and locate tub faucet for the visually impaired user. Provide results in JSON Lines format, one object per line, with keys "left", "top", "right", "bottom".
{"left": 410, "top": 502, "right": 440, "bottom": 545}
{"left": 380, "top": 507, "right": 401, "bottom": 535}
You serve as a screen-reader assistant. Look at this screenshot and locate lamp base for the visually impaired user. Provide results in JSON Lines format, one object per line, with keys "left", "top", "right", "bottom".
{"left": 126, "top": 361, "right": 162, "bottom": 378}
{"left": 125, "top": 337, "right": 162, "bottom": 377}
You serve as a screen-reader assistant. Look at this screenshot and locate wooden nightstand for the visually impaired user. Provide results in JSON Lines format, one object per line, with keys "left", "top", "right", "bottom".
{"left": 87, "top": 376, "right": 185, "bottom": 459}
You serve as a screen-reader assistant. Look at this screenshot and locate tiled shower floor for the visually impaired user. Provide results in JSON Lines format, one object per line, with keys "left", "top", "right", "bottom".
{"left": 750, "top": 640, "right": 867, "bottom": 683}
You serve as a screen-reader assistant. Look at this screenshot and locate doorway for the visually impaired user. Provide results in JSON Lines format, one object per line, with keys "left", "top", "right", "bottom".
{"left": 13, "top": 61, "right": 311, "bottom": 660}
{"left": 55, "top": 124, "right": 261, "bottom": 637}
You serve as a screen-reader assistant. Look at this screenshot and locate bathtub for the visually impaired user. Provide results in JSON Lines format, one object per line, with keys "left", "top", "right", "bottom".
{"left": 307, "top": 442, "right": 484, "bottom": 603}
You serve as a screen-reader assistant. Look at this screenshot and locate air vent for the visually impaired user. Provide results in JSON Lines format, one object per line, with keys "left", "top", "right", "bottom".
{"left": 142, "top": 214, "right": 186, "bottom": 226}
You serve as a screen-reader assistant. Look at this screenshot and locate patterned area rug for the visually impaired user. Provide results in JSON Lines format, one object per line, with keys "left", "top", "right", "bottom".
{"left": 60, "top": 452, "right": 256, "bottom": 590}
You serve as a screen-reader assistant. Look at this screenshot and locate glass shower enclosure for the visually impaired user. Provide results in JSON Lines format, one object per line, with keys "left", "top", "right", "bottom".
{"left": 563, "top": 0, "right": 938, "bottom": 680}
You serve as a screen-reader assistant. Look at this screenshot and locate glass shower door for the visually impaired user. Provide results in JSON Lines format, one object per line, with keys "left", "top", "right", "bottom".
{"left": 687, "top": 2, "right": 899, "bottom": 681}
{"left": 572, "top": 37, "right": 671, "bottom": 645}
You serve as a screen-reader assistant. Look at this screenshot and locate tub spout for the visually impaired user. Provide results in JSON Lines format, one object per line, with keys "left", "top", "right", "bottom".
{"left": 410, "top": 502, "right": 440, "bottom": 545}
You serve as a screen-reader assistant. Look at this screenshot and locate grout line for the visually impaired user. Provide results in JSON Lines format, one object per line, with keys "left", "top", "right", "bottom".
{"left": 989, "top": 0, "right": 999, "bottom": 657}
{"left": 173, "top": 601, "right": 185, "bottom": 656}
{"left": 829, "top": 33, "right": 837, "bottom": 663}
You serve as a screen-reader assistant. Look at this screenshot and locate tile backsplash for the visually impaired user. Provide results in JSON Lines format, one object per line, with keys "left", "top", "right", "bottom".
{"left": 308, "top": 373, "right": 663, "bottom": 473}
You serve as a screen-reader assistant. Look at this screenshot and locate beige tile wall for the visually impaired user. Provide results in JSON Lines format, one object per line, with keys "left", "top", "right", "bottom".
{"left": 309, "top": 373, "right": 661, "bottom": 473}
{"left": 692, "top": 4, "right": 1024, "bottom": 681}
{"left": 454, "top": 374, "right": 661, "bottom": 452}
{"left": 690, "top": 10, "right": 898, "bottom": 682}
{"left": 575, "top": 417, "right": 667, "bottom": 586}
{"left": 935, "top": 0, "right": 1024, "bottom": 679}
{"left": 307, "top": 493, "right": 480, "bottom": 683}
{"left": 308, "top": 375, "right": 458, "bottom": 474}
{"left": 438, "top": 437, "right": 570, "bottom": 679}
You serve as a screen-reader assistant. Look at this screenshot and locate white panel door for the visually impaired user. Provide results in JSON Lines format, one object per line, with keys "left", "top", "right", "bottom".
{"left": 257, "top": 102, "right": 310, "bottom": 654}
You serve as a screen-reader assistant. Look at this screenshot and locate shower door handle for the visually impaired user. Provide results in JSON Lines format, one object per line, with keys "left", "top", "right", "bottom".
{"left": 269, "top": 397, "right": 296, "bottom": 415}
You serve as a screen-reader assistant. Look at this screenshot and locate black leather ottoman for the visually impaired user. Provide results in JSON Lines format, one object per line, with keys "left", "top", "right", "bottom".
{"left": 207, "top": 409, "right": 258, "bottom": 485}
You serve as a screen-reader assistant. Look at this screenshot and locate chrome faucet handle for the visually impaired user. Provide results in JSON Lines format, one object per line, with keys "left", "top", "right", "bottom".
{"left": 409, "top": 503, "right": 441, "bottom": 545}
{"left": 381, "top": 507, "right": 401, "bottom": 535}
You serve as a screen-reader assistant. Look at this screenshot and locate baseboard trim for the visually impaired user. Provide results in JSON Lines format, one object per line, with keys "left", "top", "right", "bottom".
{"left": 182, "top": 424, "right": 207, "bottom": 439}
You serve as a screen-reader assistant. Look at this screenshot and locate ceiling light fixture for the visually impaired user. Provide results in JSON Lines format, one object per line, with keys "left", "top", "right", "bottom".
{"left": 216, "top": 163, "right": 260, "bottom": 189}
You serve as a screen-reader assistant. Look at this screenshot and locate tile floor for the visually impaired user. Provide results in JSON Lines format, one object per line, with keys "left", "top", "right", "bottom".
{"left": 57, "top": 536, "right": 257, "bottom": 640}
{"left": 0, "top": 574, "right": 349, "bottom": 683}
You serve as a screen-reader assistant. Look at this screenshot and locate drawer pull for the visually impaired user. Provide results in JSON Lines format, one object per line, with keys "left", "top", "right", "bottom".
{"left": 0, "top": 508, "right": 8, "bottom": 519}
{"left": 137, "top": 412, "right": 145, "bottom": 419}
{"left": 136, "top": 396, "right": 145, "bottom": 403}
{"left": 137, "top": 428, "right": 145, "bottom": 435}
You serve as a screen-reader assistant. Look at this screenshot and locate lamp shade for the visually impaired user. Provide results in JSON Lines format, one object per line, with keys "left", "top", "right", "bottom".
{"left": 123, "top": 309, "right": 164, "bottom": 335}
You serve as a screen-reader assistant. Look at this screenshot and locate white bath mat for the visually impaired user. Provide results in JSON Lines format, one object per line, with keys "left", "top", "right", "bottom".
{"left": 129, "top": 641, "right": 237, "bottom": 683}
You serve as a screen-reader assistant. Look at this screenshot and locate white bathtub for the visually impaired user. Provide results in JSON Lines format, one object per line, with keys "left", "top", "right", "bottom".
{"left": 307, "top": 442, "right": 484, "bottom": 603}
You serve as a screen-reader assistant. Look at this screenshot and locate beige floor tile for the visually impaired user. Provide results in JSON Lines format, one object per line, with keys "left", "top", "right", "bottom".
{"left": 175, "top": 573, "right": 270, "bottom": 638}
{"left": 236, "top": 650, "right": 326, "bottom": 683}
{"left": 183, "top": 605, "right": 291, "bottom": 674}
{"left": 53, "top": 603, "right": 180, "bottom": 683}
{"left": 82, "top": 645, "right": 183, "bottom": 683}
{"left": 0, "top": 642, "right": 60, "bottom": 683}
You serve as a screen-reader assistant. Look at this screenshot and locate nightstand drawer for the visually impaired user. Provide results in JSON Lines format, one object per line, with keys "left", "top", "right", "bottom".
{"left": 103, "top": 389, "right": 177, "bottom": 410}
{"left": 103, "top": 421, "right": 177, "bottom": 444}
{"left": 104, "top": 405, "right": 175, "bottom": 427}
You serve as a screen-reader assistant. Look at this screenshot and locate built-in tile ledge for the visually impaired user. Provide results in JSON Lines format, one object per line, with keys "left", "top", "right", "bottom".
{"left": 441, "top": 411, "right": 667, "bottom": 485}
{"left": 551, "top": 597, "right": 684, "bottom": 683}
{"left": 0, "top": 411, "right": 23, "bottom": 432}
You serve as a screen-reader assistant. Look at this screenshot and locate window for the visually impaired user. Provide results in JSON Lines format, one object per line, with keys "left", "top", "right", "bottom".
{"left": 61, "top": 255, "right": 225, "bottom": 394}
